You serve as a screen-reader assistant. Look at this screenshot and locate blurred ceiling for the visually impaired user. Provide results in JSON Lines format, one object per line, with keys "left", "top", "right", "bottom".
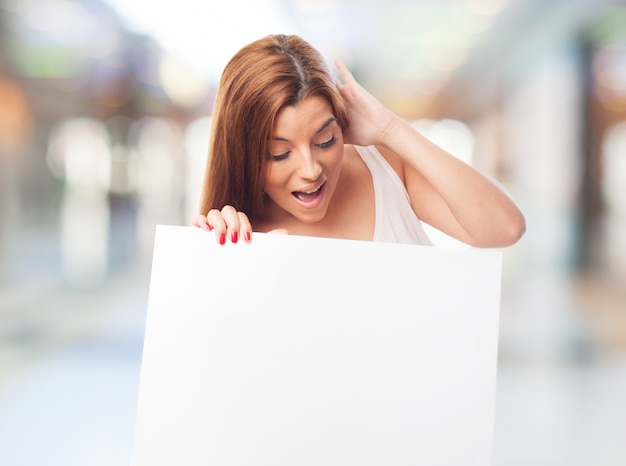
{"left": 102, "top": 0, "right": 531, "bottom": 83}
{"left": 2, "top": 0, "right": 623, "bottom": 116}
{"left": 286, "top": 0, "right": 623, "bottom": 87}
{"left": 99, "top": 0, "right": 624, "bottom": 102}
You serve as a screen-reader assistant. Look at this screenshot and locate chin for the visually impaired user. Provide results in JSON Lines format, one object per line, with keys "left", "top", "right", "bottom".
{"left": 292, "top": 206, "right": 329, "bottom": 224}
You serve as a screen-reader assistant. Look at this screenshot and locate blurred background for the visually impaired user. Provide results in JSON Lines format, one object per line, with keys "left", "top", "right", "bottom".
{"left": 0, "top": 0, "right": 625, "bottom": 464}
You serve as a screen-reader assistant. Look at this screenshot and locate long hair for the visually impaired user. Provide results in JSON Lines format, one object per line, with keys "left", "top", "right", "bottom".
{"left": 198, "top": 34, "right": 349, "bottom": 219}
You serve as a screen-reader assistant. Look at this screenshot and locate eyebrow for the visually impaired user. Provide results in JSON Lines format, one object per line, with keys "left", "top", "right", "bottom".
{"left": 270, "top": 117, "right": 337, "bottom": 142}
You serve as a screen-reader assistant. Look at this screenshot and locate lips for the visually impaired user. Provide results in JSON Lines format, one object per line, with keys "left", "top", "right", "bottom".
{"left": 292, "top": 182, "right": 325, "bottom": 207}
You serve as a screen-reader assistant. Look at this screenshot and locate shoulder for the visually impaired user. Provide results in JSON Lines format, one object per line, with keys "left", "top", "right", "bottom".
{"left": 369, "top": 144, "right": 406, "bottom": 184}
{"left": 341, "top": 144, "right": 368, "bottom": 176}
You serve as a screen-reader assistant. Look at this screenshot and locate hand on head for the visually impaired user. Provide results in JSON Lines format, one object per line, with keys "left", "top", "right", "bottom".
{"left": 334, "top": 59, "right": 396, "bottom": 148}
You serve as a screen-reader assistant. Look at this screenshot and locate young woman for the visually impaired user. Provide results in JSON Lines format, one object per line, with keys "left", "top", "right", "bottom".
{"left": 191, "top": 34, "right": 525, "bottom": 247}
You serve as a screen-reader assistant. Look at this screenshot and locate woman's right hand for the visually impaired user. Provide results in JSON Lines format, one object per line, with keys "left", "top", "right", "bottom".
{"left": 334, "top": 59, "right": 397, "bottom": 148}
{"left": 191, "top": 205, "right": 253, "bottom": 245}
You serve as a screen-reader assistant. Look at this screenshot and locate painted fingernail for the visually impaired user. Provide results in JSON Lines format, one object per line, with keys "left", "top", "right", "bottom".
{"left": 231, "top": 231, "right": 238, "bottom": 243}
{"left": 244, "top": 231, "right": 251, "bottom": 242}
{"left": 205, "top": 221, "right": 213, "bottom": 231}
{"left": 219, "top": 233, "right": 226, "bottom": 245}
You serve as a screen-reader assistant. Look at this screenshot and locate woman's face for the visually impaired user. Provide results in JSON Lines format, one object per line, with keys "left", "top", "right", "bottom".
{"left": 263, "top": 95, "right": 344, "bottom": 224}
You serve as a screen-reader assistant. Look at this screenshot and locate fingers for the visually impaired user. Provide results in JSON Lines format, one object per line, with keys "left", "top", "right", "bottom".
{"left": 237, "top": 211, "right": 253, "bottom": 241}
{"left": 190, "top": 214, "right": 212, "bottom": 231}
{"left": 207, "top": 206, "right": 235, "bottom": 245}
{"left": 196, "top": 206, "right": 290, "bottom": 245}
{"left": 334, "top": 59, "right": 361, "bottom": 105}
{"left": 205, "top": 206, "right": 253, "bottom": 245}
{"left": 334, "top": 59, "right": 354, "bottom": 86}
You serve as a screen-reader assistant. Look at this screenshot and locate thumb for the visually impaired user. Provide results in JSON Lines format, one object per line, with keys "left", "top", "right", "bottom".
{"left": 268, "top": 228, "right": 289, "bottom": 235}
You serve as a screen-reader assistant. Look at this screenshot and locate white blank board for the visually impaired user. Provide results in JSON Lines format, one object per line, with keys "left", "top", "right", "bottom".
{"left": 131, "top": 225, "right": 502, "bottom": 466}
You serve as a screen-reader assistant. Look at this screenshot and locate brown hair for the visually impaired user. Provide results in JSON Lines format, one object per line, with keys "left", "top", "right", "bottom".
{"left": 198, "top": 34, "right": 349, "bottom": 219}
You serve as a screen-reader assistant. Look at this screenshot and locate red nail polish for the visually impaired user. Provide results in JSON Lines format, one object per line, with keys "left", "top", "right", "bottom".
{"left": 205, "top": 221, "right": 213, "bottom": 231}
{"left": 219, "top": 233, "right": 226, "bottom": 245}
{"left": 244, "top": 231, "right": 251, "bottom": 241}
{"left": 231, "top": 231, "right": 238, "bottom": 243}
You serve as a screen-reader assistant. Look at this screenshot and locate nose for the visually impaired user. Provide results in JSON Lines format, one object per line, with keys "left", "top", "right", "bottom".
{"left": 297, "top": 149, "right": 322, "bottom": 181}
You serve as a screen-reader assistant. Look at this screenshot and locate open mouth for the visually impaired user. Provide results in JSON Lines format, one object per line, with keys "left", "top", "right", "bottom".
{"left": 292, "top": 182, "right": 325, "bottom": 206}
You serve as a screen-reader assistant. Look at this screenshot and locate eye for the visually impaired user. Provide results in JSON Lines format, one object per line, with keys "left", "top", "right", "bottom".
{"left": 317, "top": 136, "right": 337, "bottom": 149}
{"left": 268, "top": 151, "right": 290, "bottom": 161}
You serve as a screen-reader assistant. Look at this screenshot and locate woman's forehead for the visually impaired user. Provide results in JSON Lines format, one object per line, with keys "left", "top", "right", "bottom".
{"left": 273, "top": 96, "right": 335, "bottom": 134}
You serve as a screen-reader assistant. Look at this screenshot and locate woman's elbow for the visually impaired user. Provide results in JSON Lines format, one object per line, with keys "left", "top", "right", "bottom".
{"left": 471, "top": 213, "right": 526, "bottom": 248}
{"left": 495, "top": 213, "right": 526, "bottom": 247}
{"left": 507, "top": 215, "right": 526, "bottom": 245}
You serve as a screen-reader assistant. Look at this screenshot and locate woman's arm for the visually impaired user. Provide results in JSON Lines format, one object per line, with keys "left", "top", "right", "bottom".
{"left": 335, "top": 60, "right": 525, "bottom": 248}
{"left": 378, "top": 122, "right": 525, "bottom": 247}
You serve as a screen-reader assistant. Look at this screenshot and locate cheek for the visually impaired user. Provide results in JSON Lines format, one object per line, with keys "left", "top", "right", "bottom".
{"left": 327, "top": 146, "right": 344, "bottom": 171}
{"left": 261, "top": 164, "right": 285, "bottom": 193}
{"left": 261, "top": 167, "right": 270, "bottom": 191}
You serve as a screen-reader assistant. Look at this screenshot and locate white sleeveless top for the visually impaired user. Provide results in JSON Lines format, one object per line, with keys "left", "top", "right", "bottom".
{"left": 354, "top": 145, "right": 432, "bottom": 246}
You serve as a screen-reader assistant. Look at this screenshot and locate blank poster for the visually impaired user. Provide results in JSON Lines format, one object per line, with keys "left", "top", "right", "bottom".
{"left": 131, "top": 225, "right": 502, "bottom": 466}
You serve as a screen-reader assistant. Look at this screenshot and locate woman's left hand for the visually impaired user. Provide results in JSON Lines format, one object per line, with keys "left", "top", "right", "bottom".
{"left": 334, "top": 59, "right": 397, "bottom": 147}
